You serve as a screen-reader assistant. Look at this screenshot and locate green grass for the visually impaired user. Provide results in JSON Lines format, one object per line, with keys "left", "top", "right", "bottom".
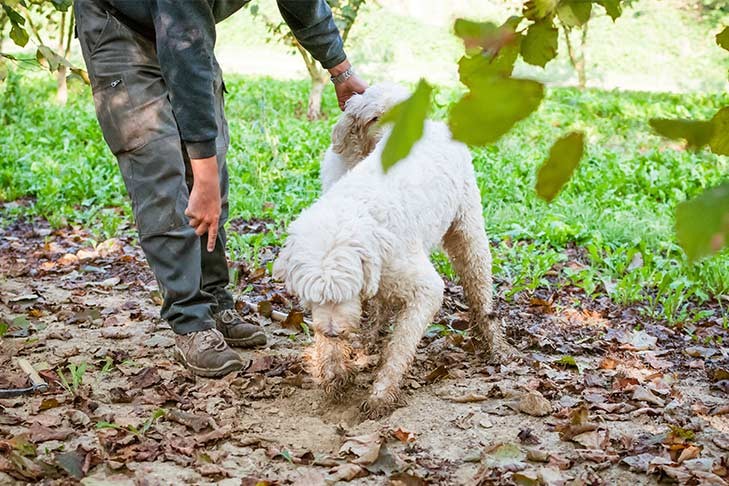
{"left": 1, "top": 71, "right": 728, "bottom": 325}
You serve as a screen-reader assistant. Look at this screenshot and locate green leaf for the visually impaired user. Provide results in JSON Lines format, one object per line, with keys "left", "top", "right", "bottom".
{"left": 10, "top": 24, "right": 29, "bottom": 48}
{"left": 458, "top": 37, "right": 521, "bottom": 84}
{"left": 454, "top": 19, "right": 498, "bottom": 53}
{"left": 36, "top": 46, "right": 60, "bottom": 72}
{"left": 70, "top": 67, "right": 91, "bottom": 85}
{"left": 716, "top": 26, "right": 729, "bottom": 52}
{"left": 0, "top": 321, "right": 7, "bottom": 337}
{"left": 557, "top": 1, "right": 592, "bottom": 27}
{"left": 2, "top": 5, "right": 25, "bottom": 26}
{"left": 649, "top": 118, "right": 714, "bottom": 149}
{"left": 555, "top": 355, "right": 585, "bottom": 373}
{"left": 95, "top": 421, "right": 122, "bottom": 430}
{"left": 709, "top": 107, "right": 729, "bottom": 155}
{"left": 598, "top": 0, "right": 622, "bottom": 21}
{"left": 50, "top": 0, "right": 73, "bottom": 11}
{"left": 449, "top": 77, "right": 544, "bottom": 146}
{"left": 379, "top": 79, "right": 432, "bottom": 172}
{"left": 523, "top": 0, "right": 558, "bottom": 20}
{"left": 521, "top": 19, "right": 559, "bottom": 67}
{"left": 453, "top": 18, "right": 520, "bottom": 56}
{"left": 536, "top": 131, "right": 585, "bottom": 202}
{"left": 676, "top": 182, "right": 729, "bottom": 261}
{"left": 0, "top": 60, "right": 7, "bottom": 83}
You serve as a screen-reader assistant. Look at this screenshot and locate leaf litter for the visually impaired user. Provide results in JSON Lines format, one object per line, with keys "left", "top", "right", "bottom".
{"left": 0, "top": 218, "right": 727, "bottom": 484}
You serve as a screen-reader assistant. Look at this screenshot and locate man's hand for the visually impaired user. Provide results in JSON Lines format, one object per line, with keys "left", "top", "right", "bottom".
{"left": 329, "top": 59, "right": 368, "bottom": 110}
{"left": 185, "top": 156, "right": 221, "bottom": 252}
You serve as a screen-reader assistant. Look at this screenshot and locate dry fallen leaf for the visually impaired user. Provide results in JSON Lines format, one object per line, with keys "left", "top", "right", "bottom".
{"left": 518, "top": 390, "right": 553, "bottom": 417}
{"left": 391, "top": 427, "right": 416, "bottom": 444}
{"left": 339, "top": 432, "right": 383, "bottom": 465}
{"left": 632, "top": 386, "right": 665, "bottom": 407}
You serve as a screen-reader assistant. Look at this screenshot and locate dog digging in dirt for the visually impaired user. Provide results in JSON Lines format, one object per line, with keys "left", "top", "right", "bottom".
{"left": 273, "top": 83, "right": 515, "bottom": 417}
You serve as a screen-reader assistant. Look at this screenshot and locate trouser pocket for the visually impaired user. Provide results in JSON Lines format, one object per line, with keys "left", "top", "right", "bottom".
{"left": 92, "top": 74, "right": 145, "bottom": 154}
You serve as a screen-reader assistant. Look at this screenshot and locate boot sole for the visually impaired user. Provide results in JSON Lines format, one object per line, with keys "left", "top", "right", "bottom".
{"left": 174, "top": 346, "right": 244, "bottom": 378}
{"left": 224, "top": 331, "right": 267, "bottom": 348}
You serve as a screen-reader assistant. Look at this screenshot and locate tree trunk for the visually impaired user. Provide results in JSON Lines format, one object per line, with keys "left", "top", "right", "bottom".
{"left": 307, "top": 72, "right": 328, "bottom": 120}
{"left": 55, "top": 11, "right": 68, "bottom": 104}
{"left": 576, "top": 24, "right": 588, "bottom": 90}
{"left": 56, "top": 67, "right": 68, "bottom": 104}
{"left": 56, "top": 9, "right": 74, "bottom": 105}
{"left": 562, "top": 23, "right": 587, "bottom": 90}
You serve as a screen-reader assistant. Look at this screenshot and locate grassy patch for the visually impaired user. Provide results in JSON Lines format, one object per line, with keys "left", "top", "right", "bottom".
{"left": 1, "top": 72, "right": 727, "bottom": 325}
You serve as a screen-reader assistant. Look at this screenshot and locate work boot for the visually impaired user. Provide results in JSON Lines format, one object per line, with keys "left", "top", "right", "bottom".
{"left": 214, "top": 308, "right": 267, "bottom": 348}
{"left": 174, "top": 328, "right": 244, "bottom": 378}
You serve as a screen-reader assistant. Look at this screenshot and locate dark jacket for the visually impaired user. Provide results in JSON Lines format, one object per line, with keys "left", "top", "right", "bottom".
{"left": 101, "top": 0, "right": 346, "bottom": 158}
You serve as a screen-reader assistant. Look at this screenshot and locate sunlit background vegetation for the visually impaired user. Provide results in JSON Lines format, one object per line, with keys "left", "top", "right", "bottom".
{"left": 1, "top": 0, "right": 728, "bottom": 327}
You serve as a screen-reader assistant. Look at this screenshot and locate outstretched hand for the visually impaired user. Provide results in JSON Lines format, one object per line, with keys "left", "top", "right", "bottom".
{"left": 334, "top": 73, "right": 368, "bottom": 110}
{"left": 329, "top": 59, "right": 368, "bottom": 110}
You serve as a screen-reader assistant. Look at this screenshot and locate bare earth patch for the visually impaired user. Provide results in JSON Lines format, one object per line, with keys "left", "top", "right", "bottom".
{"left": 1, "top": 219, "right": 728, "bottom": 485}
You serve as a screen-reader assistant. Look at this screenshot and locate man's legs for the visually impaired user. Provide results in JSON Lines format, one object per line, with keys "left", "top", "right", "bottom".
{"left": 73, "top": 0, "right": 257, "bottom": 375}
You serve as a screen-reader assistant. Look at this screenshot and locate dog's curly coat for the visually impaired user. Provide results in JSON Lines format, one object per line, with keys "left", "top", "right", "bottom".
{"left": 274, "top": 84, "right": 511, "bottom": 417}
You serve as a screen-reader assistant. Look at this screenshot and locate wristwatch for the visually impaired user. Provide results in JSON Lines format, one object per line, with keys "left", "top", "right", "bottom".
{"left": 330, "top": 66, "right": 354, "bottom": 85}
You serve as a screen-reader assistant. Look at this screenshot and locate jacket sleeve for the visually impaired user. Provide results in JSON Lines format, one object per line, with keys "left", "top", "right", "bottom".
{"left": 149, "top": 0, "right": 218, "bottom": 159}
{"left": 277, "top": 0, "right": 347, "bottom": 69}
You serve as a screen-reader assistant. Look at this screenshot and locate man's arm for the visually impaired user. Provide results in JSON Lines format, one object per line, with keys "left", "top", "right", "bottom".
{"left": 149, "top": 0, "right": 221, "bottom": 251}
{"left": 277, "top": 0, "right": 367, "bottom": 109}
{"left": 149, "top": 0, "right": 218, "bottom": 160}
{"left": 276, "top": 0, "right": 346, "bottom": 69}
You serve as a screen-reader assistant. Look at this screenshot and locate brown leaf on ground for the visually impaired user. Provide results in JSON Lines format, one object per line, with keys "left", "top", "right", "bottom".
{"left": 676, "top": 445, "right": 702, "bottom": 465}
{"left": 167, "top": 409, "right": 214, "bottom": 433}
{"left": 281, "top": 310, "right": 304, "bottom": 331}
{"left": 129, "top": 367, "right": 161, "bottom": 389}
{"left": 327, "top": 463, "right": 365, "bottom": 482}
{"left": 0, "top": 452, "right": 46, "bottom": 481}
{"left": 339, "top": 432, "right": 383, "bottom": 465}
{"left": 197, "top": 463, "right": 231, "bottom": 478}
{"left": 518, "top": 390, "right": 552, "bottom": 417}
{"left": 27, "top": 423, "right": 74, "bottom": 443}
{"left": 424, "top": 365, "right": 449, "bottom": 383}
{"left": 632, "top": 386, "right": 666, "bottom": 407}
{"left": 555, "top": 405, "right": 598, "bottom": 441}
{"left": 196, "top": 424, "right": 233, "bottom": 445}
{"left": 391, "top": 427, "right": 416, "bottom": 444}
{"left": 712, "top": 434, "right": 729, "bottom": 451}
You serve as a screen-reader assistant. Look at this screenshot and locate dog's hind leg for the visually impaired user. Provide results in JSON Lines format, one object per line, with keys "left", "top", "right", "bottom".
{"left": 362, "top": 248, "right": 444, "bottom": 418}
{"left": 442, "top": 181, "right": 515, "bottom": 361}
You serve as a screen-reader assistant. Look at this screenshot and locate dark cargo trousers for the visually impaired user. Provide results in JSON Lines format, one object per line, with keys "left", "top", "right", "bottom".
{"left": 74, "top": 0, "right": 234, "bottom": 334}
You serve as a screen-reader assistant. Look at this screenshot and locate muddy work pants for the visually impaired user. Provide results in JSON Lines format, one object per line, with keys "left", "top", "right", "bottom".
{"left": 74, "top": 0, "right": 233, "bottom": 334}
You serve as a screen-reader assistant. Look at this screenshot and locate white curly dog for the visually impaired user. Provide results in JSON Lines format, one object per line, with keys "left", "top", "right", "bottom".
{"left": 274, "top": 83, "right": 511, "bottom": 417}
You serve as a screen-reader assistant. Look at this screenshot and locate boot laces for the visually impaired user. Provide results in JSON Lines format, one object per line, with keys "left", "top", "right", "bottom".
{"left": 219, "top": 308, "right": 241, "bottom": 325}
{"left": 197, "top": 328, "right": 227, "bottom": 352}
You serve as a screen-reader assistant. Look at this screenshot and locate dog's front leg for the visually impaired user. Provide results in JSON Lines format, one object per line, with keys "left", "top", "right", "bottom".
{"left": 362, "top": 259, "right": 444, "bottom": 418}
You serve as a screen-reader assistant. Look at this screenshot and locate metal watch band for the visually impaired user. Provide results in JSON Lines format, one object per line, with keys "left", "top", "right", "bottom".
{"left": 330, "top": 67, "right": 354, "bottom": 85}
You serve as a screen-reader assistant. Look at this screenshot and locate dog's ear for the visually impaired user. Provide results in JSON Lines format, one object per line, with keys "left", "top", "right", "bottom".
{"left": 331, "top": 113, "right": 357, "bottom": 155}
{"left": 360, "top": 254, "right": 380, "bottom": 299}
{"left": 357, "top": 244, "right": 381, "bottom": 299}
{"left": 331, "top": 94, "right": 381, "bottom": 160}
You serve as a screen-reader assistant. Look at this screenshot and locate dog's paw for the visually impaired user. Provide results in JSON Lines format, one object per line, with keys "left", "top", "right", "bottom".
{"left": 360, "top": 391, "right": 404, "bottom": 420}
{"left": 486, "top": 338, "right": 521, "bottom": 364}
{"left": 322, "top": 375, "right": 354, "bottom": 402}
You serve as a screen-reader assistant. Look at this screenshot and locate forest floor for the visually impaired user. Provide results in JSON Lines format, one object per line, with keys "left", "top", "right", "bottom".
{"left": 1, "top": 218, "right": 728, "bottom": 485}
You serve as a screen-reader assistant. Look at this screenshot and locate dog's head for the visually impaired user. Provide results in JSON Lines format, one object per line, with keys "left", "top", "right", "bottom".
{"left": 331, "top": 83, "right": 410, "bottom": 165}
{"left": 273, "top": 209, "right": 386, "bottom": 338}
